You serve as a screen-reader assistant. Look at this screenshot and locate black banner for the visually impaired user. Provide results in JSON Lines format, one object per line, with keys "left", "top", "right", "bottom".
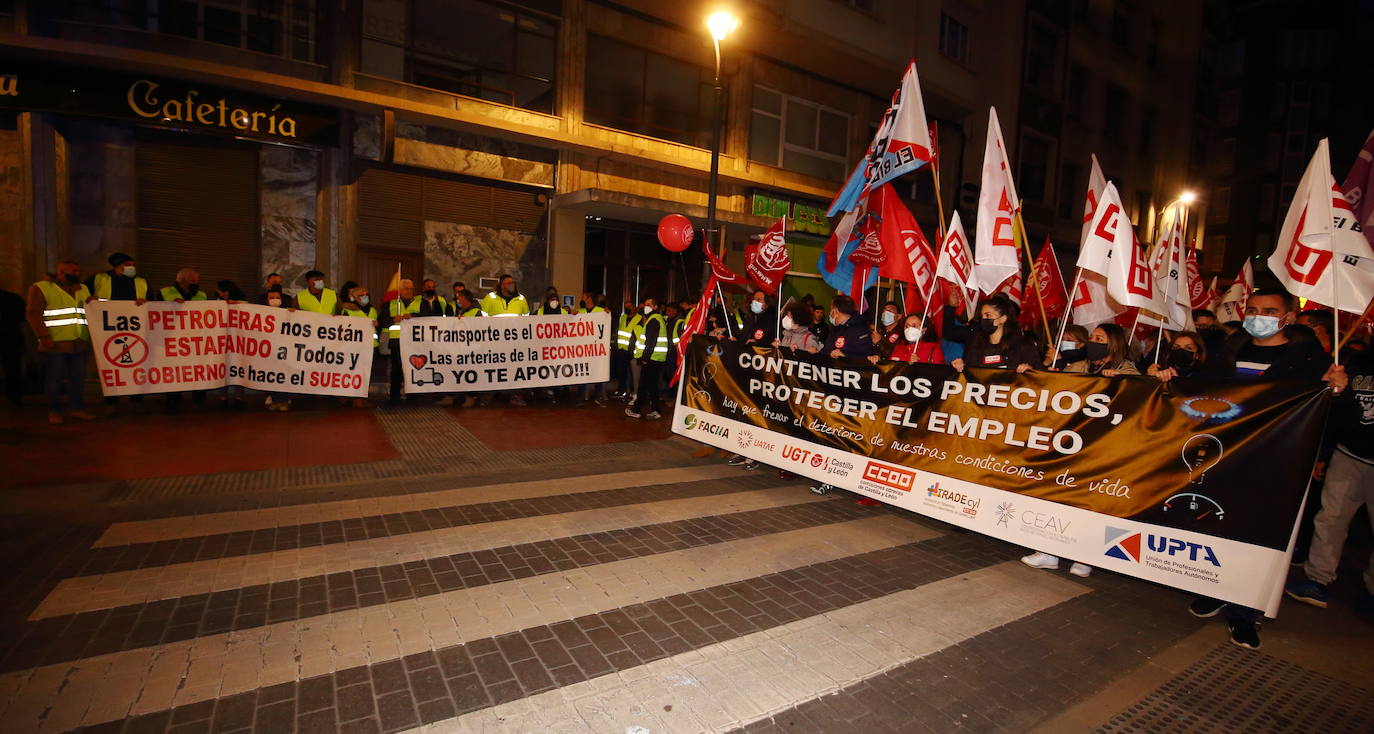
{"left": 678, "top": 337, "right": 1329, "bottom": 551}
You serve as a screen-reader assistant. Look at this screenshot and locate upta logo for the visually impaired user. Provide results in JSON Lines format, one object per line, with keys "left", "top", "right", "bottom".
{"left": 862, "top": 462, "right": 916, "bottom": 491}
{"left": 1104, "top": 527, "right": 1220, "bottom": 567}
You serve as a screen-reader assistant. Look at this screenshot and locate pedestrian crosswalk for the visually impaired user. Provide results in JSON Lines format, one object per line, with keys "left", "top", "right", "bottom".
{"left": 0, "top": 461, "right": 1090, "bottom": 733}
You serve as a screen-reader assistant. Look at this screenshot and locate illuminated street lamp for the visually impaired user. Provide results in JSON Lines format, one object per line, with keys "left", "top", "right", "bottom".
{"left": 704, "top": 10, "right": 738, "bottom": 260}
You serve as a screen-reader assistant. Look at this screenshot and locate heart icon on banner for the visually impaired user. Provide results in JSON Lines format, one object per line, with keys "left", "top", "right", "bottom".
{"left": 409, "top": 355, "right": 427, "bottom": 370}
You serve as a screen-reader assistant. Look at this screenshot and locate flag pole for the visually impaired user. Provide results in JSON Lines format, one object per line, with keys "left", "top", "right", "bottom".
{"left": 930, "top": 122, "right": 948, "bottom": 244}
{"left": 1054, "top": 267, "right": 1083, "bottom": 354}
{"left": 1338, "top": 299, "right": 1374, "bottom": 351}
{"left": 1152, "top": 207, "right": 1177, "bottom": 365}
{"left": 716, "top": 281, "right": 734, "bottom": 339}
{"left": 1013, "top": 208, "right": 1054, "bottom": 346}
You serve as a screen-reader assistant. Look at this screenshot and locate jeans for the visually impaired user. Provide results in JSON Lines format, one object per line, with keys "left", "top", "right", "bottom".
{"left": 1304, "top": 449, "right": 1374, "bottom": 591}
{"left": 633, "top": 360, "right": 664, "bottom": 414}
{"left": 43, "top": 350, "right": 85, "bottom": 413}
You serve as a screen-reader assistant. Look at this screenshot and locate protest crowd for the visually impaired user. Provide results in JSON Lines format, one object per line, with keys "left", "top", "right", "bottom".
{"left": 8, "top": 68, "right": 1374, "bottom": 664}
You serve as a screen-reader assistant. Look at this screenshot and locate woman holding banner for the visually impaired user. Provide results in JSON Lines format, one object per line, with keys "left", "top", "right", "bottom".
{"left": 947, "top": 294, "right": 1041, "bottom": 373}
{"left": 1084, "top": 324, "right": 1140, "bottom": 376}
{"left": 887, "top": 313, "right": 944, "bottom": 364}
{"left": 1146, "top": 331, "right": 1208, "bottom": 381}
{"left": 1046, "top": 325, "right": 1091, "bottom": 372}
{"left": 774, "top": 302, "right": 821, "bottom": 354}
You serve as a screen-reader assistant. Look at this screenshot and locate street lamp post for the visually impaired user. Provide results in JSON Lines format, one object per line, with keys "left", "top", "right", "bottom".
{"left": 704, "top": 11, "right": 738, "bottom": 263}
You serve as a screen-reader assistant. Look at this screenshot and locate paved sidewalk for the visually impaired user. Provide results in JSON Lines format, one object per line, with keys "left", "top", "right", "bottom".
{"left": 0, "top": 400, "right": 1370, "bottom": 733}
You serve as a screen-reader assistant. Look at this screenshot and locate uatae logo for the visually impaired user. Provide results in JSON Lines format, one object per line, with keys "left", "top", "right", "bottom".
{"left": 1104, "top": 527, "right": 1220, "bottom": 567}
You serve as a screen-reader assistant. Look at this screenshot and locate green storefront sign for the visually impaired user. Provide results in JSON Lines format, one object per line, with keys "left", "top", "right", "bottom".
{"left": 750, "top": 191, "right": 831, "bottom": 236}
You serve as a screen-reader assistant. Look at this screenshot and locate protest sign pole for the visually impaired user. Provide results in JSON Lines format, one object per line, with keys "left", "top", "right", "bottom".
{"left": 1338, "top": 299, "right": 1374, "bottom": 351}
{"left": 1055, "top": 267, "right": 1083, "bottom": 353}
{"left": 716, "top": 281, "right": 735, "bottom": 339}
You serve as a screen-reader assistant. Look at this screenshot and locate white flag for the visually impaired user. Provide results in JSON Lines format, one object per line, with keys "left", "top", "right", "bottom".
{"left": 1139, "top": 206, "right": 1191, "bottom": 330}
{"left": 865, "top": 61, "right": 935, "bottom": 190}
{"left": 1072, "top": 271, "right": 1120, "bottom": 328}
{"left": 1080, "top": 154, "right": 1108, "bottom": 247}
{"left": 975, "top": 108, "right": 1021, "bottom": 293}
{"left": 1269, "top": 138, "right": 1374, "bottom": 313}
{"left": 935, "top": 211, "right": 979, "bottom": 317}
{"left": 1082, "top": 182, "right": 1159, "bottom": 310}
{"left": 1078, "top": 181, "right": 1127, "bottom": 276}
{"left": 1216, "top": 261, "right": 1254, "bottom": 324}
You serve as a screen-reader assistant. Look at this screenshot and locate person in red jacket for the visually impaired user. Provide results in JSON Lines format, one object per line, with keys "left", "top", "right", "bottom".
{"left": 888, "top": 313, "right": 944, "bottom": 364}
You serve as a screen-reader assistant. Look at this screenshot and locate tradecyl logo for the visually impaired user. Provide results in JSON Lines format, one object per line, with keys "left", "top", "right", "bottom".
{"left": 862, "top": 462, "right": 916, "bottom": 492}
{"left": 1103, "top": 527, "right": 1220, "bottom": 567}
{"left": 924, "top": 482, "right": 980, "bottom": 517}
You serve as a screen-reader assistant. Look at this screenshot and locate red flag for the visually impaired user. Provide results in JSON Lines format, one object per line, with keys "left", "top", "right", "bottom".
{"left": 1185, "top": 249, "right": 1209, "bottom": 310}
{"left": 1021, "top": 238, "right": 1068, "bottom": 328}
{"left": 847, "top": 208, "right": 886, "bottom": 302}
{"left": 873, "top": 186, "right": 939, "bottom": 312}
{"left": 704, "top": 240, "right": 743, "bottom": 284}
{"left": 669, "top": 282, "right": 717, "bottom": 387}
{"left": 745, "top": 218, "right": 790, "bottom": 294}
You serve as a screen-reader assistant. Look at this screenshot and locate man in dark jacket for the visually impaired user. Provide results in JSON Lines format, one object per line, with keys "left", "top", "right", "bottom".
{"left": 824, "top": 295, "right": 874, "bottom": 359}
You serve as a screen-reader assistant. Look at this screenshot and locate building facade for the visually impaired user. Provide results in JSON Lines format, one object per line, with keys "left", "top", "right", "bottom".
{"left": 0, "top": 0, "right": 1209, "bottom": 307}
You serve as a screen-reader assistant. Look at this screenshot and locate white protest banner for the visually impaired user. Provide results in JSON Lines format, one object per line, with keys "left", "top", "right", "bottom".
{"left": 88, "top": 301, "right": 374, "bottom": 397}
{"left": 225, "top": 303, "right": 374, "bottom": 397}
{"left": 400, "top": 312, "right": 611, "bottom": 393}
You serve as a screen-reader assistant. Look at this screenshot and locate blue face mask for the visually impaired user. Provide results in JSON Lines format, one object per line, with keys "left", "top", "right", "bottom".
{"left": 1243, "top": 314, "right": 1282, "bottom": 340}
{"left": 881, "top": 311, "right": 896, "bottom": 326}
{"left": 750, "top": 301, "right": 764, "bottom": 314}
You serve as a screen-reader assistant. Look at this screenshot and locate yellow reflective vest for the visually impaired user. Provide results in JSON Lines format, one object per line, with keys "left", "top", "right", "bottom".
{"left": 387, "top": 297, "right": 423, "bottom": 337}
{"left": 342, "top": 305, "right": 380, "bottom": 347}
{"left": 35, "top": 280, "right": 91, "bottom": 342}
{"left": 296, "top": 288, "right": 338, "bottom": 315}
{"left": 633, "top": 313, "right": 670, "bottom": 362}
{"left": 480, "top": 291, "right": 529, "bottom": 316}
{"left": 92, "top": 272, "right": 148, "bottom": 300}
{"left": 160, "top": 285, "right": 208, "bottom": 302}
{"left": 616, "top": 313, "right": 642, "bottom": 351}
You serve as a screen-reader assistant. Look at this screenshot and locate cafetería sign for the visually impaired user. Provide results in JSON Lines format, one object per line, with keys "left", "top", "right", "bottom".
{"left": 0, "top": 58, "right": 338, "bottom": 146}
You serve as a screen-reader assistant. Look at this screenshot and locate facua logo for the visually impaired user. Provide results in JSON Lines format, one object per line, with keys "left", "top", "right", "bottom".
{"left": 1103, "top": 527, "right": 1141, "bottom": 562}
{"left": 862, "top": 462, "right": 916, "bottom": 491}
{"left": 683, "top": 414, "right": 697, "bottom": 429}
{"left": 686, "top": 415, "right": 728, "bottom": 437}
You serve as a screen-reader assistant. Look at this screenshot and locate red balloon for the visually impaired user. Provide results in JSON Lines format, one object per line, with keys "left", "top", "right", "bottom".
{"left": 657, "top": 214, "right": 695, "bottom": 252}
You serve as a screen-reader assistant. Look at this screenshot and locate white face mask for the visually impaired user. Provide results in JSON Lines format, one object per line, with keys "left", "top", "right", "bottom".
{"left": 782, "top": 316, "right": 795, "bottom": 330}
{"left": 642, "top": 306, "right": 652, "bottom": 315}
{"left": 358, "top": 295, "right": 370, "bottom": 306}
{"left": 881, "top": 311, "right": 897, "bottom": 326}
{"left": 268, "top": 298, "right": 282, "bottom": 307}
{"left": 310, "top": 279, "right": 324, "bottom": 291}
{"left": 904, "top": 327, "right": 922, "bottom": 342}
{"left": 121, "top": 265, "right": 137, "bottom": 277}
{"left": 750, "top": 301, "right": 764, "bottom": 314}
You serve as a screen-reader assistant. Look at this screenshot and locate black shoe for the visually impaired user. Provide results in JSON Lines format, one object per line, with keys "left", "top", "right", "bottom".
{"left": 810, "top": 483, "right": 833, "bottom": 495}
{"left": 1228, "top": 621, "right": 1261, "bottom": 649}
{"left": 1189, "top": 597, "right": 1226, "bottom": 618}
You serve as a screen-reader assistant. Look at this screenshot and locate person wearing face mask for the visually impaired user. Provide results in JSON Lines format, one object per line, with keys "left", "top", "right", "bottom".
{"left": 1046, "top": 325, "right": 1092, "bottom": 372}
{"left": 90, "top": 253, "right": 148, "bottom": 303}
{"left": 480, "top": 274, "right": 529, "bottom": 317}
{"left": 295, "top": 270, "right": 338, "bottom": 314}
{"left": 453, "top": 289, "right": 482, "bottom": 317}
{"left": 259, "top": 288, "right": 294, "bottom": 412}
{"left": 872, "top": 302, "right": 904, "bottom": 360}
{"left": 774, "top": 302, "right": 821, "bottom": 353}
{"left": 216, "top": 281, "right": 246, "bottom": 302}
{"left": 534, "top": 287, "right": 569, "bottom": 315}
{"left": 823, "top": 295, "right": 875, "bottom": 360}
{"left": 947, "top": 294, "right": 1041, "bottom": 374}
{"left": 385, "top": 279, "right": 423, "bottom": 404}
{"left": 1157, "top": 287, "right": 1347, "bottom": 650}
{"left": 418, "top": 278, "right": 451, "bottom": 317}
{"left": 160, "top": 268, "right": 207, "bottom": 303}
{"left": 339, "top": 286, "right": 380, "bottom": 408}
{"left": 1081, "top": 323, "right": 1139, "bottom": 376}
{"left": 625, "top": 297, "right": 668, "bottom": 420}
{"left": 1191, "top": 308, "right": 1228, "bottom": 360}
{"left": 741, "top": 290, "right": 778, "bottom": 345}
{"left": 452, "top": 281, "right": 467, "bottom": 304}
{"left": 27, "top": 260, "right": 96, "bottom": 424}
{"left": 888, "top": 314, "right": 943, "bottom": 364}
{"left": 1146, "top": 331, "right": 1207, "bottom": 380}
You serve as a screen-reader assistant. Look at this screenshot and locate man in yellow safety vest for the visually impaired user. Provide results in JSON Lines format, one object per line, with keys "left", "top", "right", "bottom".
{"left": 480, "top": 274, "right": 529, "bottom": 317}
{"left": 386, "top": 279, "right": 422, "bottom": 404}
{"left": 26, "top": 259, "right": 95, "bottom": 424}
{"left": 295, "top": 270, "right": 338, "bottom": 314}
{"left": 90, "top": 252, "right": 149, "bottom": 303}
{"left": 625, "top": 297, "right": 668, "bottom": 419}
{"left": 160, "top": 268, "right": 207, "bottom": 302}
{"left": 612, "top": 299, "right": 641, "bottom": 400}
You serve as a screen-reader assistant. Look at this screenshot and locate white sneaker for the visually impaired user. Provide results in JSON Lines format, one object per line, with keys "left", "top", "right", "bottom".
{"left": 1021, "top": 552, "right": 1060, "bottom": 570}
{"left": 1068, "top": 563, "right": 1093, "bottom": 577}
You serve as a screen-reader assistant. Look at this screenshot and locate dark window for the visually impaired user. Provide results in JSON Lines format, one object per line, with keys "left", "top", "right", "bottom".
{"left": 586, "top": 35, "right": 715, "bottom": 147}
{"left": 1103, "top": 84, "right": 1128, "bottom": 142}
{"left": 1111, "top": 0, "right": 1131, "bottom": 47}
{"left": 748, "top": 85, "right": 849, "bottom": 181}
{"left": 1139, "top": 106, "right": 1156, "bottom": 152}
{"left": 1058, "top": 162, "right": 1083, "bottom": 220}
{"left": 1023, "top": 22, "right": 1063, "bottom": 97}
{"left": 405, "top": 0, "right": 556, "bottom": 113}
{"left": 1017, "top": 133, "right": 1052, "bottom": 203}
{"left": 939, "top": 13, "right": 971, "bottom": 65}
{"left": 1066, "top": 63, "right": 1087, "bottom": 121}
{"left": 52, "top": 0, "right": 317, "bottom": 62}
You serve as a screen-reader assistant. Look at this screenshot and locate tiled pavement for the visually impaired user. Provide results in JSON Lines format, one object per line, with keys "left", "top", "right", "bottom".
{"left": 1, "top": 402, "right": 1372, "bottom": 733}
